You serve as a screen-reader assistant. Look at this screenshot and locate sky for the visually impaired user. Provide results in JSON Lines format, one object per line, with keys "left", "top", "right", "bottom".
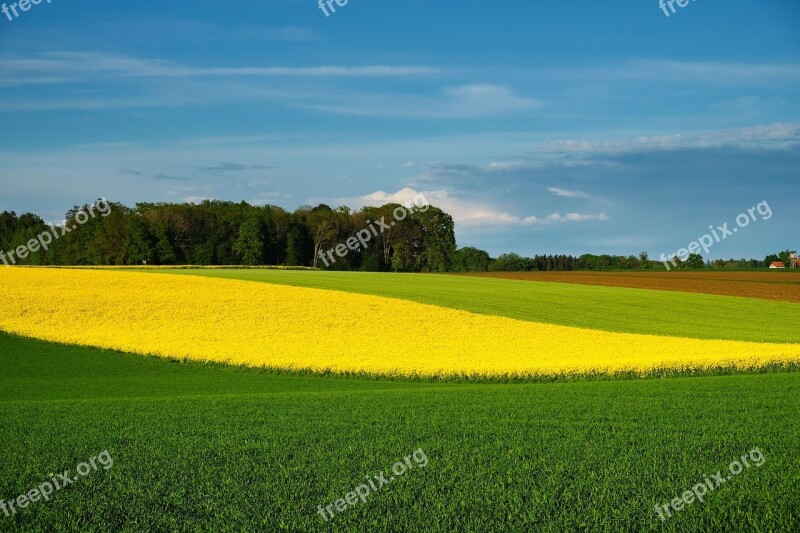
{"left": 1, "top": 0, "right": 799, "bottom": 259}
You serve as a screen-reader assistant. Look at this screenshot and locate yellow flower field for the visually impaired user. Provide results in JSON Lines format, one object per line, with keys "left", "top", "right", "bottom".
{"left": 1, "top": 268, "right": 799, "bottom": 377}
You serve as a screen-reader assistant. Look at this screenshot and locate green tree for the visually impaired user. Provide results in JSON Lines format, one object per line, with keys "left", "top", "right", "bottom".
{"left": 452, "top": 247, "right": 491, "bottom": 272}
{"left": 490, "top": 253, "right": 526, "bottom": 272}
{"left": 285, "top": 225, "right": 311, "bottom": 266}
{"left": 234, "top": 217, "right": 264, "bottom": 265}
{"left": 94, "top": 203, "right": 129, "bottom": 265}
{"left": 685, "top": 253, "right": 705, "bottom": 269}
{"left": 154, "top": 225, "right": 177, "bottom": 265}
{"left": 124, "top": 216, "right": 155, "bottom": 265}
{"left": 412, "top": 207, "right": 456, "bottom": 272}
{"left": 764, "top": 254, "right": 780, "bottom": 267}
{"left": 390, "top": 242, "right": 413, "bottom": 272}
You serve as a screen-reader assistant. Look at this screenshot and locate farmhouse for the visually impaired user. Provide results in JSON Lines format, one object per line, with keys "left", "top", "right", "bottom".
{"left": 770, "top": 261, "right": 786, "bottom": 269}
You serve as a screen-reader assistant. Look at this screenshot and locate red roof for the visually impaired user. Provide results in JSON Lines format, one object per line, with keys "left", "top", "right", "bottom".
{"left": 770, "top": 261, "right": 785, "bottom": 268}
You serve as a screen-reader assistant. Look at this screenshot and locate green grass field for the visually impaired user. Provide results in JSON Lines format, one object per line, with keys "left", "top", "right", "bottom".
{"left": 2, "top": 332, "right": 799, "bottom": 531}
{"left": 158, "top": 269, "right": 800, "bottom": 343}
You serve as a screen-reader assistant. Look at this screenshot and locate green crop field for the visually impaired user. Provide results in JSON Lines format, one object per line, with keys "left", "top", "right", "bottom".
{"left": 1, "top": 332, "right": 798, "bottom": 531}
{"left": 157, "top": 269, "right": 800, "bottom": 343}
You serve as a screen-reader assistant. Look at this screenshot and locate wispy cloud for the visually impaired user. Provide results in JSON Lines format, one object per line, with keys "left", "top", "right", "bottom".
{"left": 154, "top": 173, "right": 191, "bottom": 182}
{"left": 191, "top": 162, "right": 274, "bottom": 173}
{"left": 630, "top": 60, "right": 800, "bottom": 85}
{"left": 249, "top": 189, "right": 290, "bottom": 205}
{"left": 96, "top": 18, "right": 322, "bottom": 44}
{"left": 310, "top": 84, "right": 541, "bottom": 118}
{"left": 545, "top": 60, "right": 800, "bottom": 86}
{"left": 0, "top": 76, "right": 71, "bottom": 87}
{"left": 0, "top": 52, "right": 439, "bottom": 79}
{"left": 539, "top": 123, "right": 800, "bottom": 155}
{"left": 548, "top": 187, "right": 590, "bottom": 198}
{"left": 231, "top": 26, "right": 323, "bottom": 43}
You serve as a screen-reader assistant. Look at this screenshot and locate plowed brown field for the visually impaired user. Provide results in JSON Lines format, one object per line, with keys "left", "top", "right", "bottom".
{"left": 460, "top": 271, "right": 800, "bottom": 303}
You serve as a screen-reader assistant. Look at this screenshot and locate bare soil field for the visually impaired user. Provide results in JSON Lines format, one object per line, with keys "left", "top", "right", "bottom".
{"left": 460, "top": 271, "right": 800, "bottom": 303}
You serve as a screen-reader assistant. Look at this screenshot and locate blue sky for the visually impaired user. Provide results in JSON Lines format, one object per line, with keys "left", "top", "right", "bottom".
{"left": 1, "top": 0, "right": 799, "bottom": 258}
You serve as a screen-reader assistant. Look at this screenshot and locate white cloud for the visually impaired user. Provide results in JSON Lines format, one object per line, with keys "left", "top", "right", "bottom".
{"left": 522, "top": 212, "right": 609, "bottom": 224}
{"left": 333, "top": 187, "right": 608, "bottom": 228}
{"left": 443, "top": 84, "right": 540, "bottom": 115}
{"left": 548, "top": 187, "right": 589, "bottom": 198}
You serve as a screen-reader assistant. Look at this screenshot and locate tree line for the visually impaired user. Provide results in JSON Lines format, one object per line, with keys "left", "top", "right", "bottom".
{"left": 0, "top": 200, "right": 794, "bottom": 271}
{"left": 484, "top": 251, "right": 796, "bottom": 271}
{"left": 0, "top": 200, "right": 456, "bottom": 272}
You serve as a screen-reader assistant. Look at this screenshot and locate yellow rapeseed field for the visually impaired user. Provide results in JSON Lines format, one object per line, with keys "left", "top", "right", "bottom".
{"left": 1, "top": 268, "right": 799, "bottom": 377}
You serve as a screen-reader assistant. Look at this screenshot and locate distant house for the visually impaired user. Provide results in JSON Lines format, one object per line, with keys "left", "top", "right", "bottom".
{"left": 791, "top": 251, "right": 798, "bottom": 268}
{"left": 770, "top": 261, "right": 786, "bottom": 269}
